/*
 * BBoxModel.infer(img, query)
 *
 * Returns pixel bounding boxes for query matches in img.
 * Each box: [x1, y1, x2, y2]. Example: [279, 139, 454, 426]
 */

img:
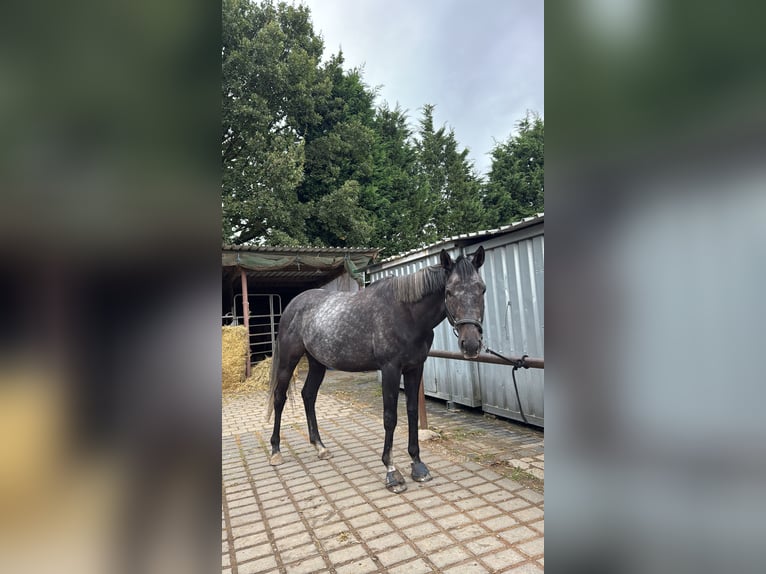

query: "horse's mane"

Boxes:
[391, 265, 447, 303]
[382, 255, 473, 303]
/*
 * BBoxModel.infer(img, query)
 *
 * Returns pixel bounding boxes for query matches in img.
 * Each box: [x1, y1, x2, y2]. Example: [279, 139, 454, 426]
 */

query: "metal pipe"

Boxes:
[240, 268, 251, 378]
[428, 349, 544, 369]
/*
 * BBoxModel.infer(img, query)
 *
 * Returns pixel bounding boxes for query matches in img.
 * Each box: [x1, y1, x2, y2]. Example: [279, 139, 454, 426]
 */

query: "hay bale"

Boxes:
[224, 353, 311, 395]
[222, 326, 248, 390]
[246, 356, 272, 391]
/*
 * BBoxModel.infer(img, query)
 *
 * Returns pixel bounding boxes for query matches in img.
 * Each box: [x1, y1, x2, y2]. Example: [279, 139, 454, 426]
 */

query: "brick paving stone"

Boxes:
[452, 523, 489, 542]
[498, 498, 533, 513]
[469, 481, 502, 495]
[442, 560, 490, 574]
[401, 521, 440, 540]
[516, 489, 544, 504]
[480, 548, 525, 571]
[506, 562, 544, 574]
[237, 555, 279, 574]
[484, 489, 515, 503]
[274, 531, 314, 550]
[355, 520, 394, 541]
[334, 557, 379, 574]
[436, 511, 473, 530]
[467, 504, 503, 521]
[512, 506, 544, 523]
[423, 503, 458, 519]
[270, 521, 308, 539]
[234, 543, 272, 564]
[277, 543, 317, 565]
[233, 530, 269, 549]
[229, 512, 260, 528]
[529, 519, 544, 534]
[387, 558, 434, 574]
[454, 497, 488, 512]
[517, 536, 544, 558]
[498, 525, 538, 544]
[381, 503, 414, 519]
[366, 531, 404, 552]
[327, 542, 367, 565]
[389, 510, 423, 529]
[412, 531, 453, 553]
[348, 512, 379, 529]
[430, 545, 473, 569]
[284, 554, 328, 573]
[483, 514, 520, 532]
[465, 534, 506, 556]
[375, 543, 418, 567]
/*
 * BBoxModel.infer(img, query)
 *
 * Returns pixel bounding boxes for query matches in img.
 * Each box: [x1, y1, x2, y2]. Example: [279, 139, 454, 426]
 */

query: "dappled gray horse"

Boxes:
[267, 247, 485, 493]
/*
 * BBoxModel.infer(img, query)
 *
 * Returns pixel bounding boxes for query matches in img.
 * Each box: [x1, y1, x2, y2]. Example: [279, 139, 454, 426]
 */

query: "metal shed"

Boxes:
[365, 214, 544, 426]
[222, 245, 379, 367]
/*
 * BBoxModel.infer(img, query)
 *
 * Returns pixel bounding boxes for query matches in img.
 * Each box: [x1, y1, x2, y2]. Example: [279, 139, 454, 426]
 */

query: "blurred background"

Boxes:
[0, 1, 220, 573]
[546, 1, 766, 572]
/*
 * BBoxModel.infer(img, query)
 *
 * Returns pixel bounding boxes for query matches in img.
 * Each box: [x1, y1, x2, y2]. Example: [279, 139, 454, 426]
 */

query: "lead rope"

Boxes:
[484, 346, 530, 424]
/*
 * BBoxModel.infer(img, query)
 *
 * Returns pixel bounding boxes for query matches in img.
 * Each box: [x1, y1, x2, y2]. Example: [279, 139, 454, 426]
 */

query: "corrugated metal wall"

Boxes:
[367, 222, 544, 426]
[476, 229, 544, 425]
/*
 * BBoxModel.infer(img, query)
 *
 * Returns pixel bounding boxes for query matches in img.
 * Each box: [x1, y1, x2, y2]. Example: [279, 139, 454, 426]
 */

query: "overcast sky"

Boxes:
[298, 0, 543, 177]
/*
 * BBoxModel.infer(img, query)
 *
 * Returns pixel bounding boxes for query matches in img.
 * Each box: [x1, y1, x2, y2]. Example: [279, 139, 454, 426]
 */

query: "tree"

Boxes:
[415, 105, 485, 241]
[362, 104, 425, 256]
[483, 112, 544, 226]
[298, 55, 378, 246]
[221, 0, 327, 244]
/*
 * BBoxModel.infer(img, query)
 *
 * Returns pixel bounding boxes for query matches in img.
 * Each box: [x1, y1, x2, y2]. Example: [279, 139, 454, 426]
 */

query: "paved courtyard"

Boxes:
[223, 371, 544, 573]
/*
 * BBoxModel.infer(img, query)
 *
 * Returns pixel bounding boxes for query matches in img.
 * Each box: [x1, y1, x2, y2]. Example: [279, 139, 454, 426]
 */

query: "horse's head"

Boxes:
[441, 246, 486, 359]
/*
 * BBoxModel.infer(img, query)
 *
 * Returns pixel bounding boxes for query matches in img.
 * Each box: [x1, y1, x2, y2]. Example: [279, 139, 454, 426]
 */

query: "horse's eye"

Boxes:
[446, 289, 453, 297]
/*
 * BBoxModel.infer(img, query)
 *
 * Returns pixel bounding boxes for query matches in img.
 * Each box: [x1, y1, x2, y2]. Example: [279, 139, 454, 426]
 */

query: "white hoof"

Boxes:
[269, 452, 284, 466]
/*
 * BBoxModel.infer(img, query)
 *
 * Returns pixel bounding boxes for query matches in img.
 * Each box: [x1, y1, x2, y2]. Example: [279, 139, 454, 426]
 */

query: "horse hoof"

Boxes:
[385, 469, 407, 493]
[269, 452, 284, 466]
[317, 447, 332, 460]
[411, 462, 432, 482]
[387, 482, 408, 494]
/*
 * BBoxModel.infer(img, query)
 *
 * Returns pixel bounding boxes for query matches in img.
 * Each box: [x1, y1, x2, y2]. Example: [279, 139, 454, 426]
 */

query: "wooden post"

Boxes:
[240, 268, 251, 378]
[418, 375, 428, 430]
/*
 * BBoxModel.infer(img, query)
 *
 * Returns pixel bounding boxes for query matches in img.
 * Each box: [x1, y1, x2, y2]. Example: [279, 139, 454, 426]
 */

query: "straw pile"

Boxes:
[223, 346, 309, 395]
[222, 326, 248, 391]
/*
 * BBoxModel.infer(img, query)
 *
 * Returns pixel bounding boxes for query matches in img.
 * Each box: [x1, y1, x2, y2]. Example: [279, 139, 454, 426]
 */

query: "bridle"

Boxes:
[444, 292, 484, 339]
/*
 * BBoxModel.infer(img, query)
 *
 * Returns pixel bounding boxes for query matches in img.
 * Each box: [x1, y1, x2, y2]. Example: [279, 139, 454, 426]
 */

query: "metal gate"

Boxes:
[229, 293, 282, 364]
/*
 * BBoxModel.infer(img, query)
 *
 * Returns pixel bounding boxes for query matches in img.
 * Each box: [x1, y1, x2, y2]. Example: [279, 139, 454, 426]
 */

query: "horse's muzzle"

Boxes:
[461, 337, 482, 359]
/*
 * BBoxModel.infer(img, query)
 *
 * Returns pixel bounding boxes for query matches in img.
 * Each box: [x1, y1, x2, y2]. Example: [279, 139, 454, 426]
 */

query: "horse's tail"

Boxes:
[266, 340, 280, 422]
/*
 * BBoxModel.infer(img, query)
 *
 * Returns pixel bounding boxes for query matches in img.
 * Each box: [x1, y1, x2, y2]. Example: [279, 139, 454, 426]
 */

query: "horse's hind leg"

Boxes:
[269, 342, 304, 466]
[301, 354, 330, 459]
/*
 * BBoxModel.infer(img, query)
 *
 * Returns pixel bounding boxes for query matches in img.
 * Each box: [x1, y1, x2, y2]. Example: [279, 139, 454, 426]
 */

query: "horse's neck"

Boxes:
[408, 290, 447, 331]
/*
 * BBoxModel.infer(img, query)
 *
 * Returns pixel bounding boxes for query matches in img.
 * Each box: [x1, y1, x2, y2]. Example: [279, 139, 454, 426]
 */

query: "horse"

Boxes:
[266, 246, 486, 493]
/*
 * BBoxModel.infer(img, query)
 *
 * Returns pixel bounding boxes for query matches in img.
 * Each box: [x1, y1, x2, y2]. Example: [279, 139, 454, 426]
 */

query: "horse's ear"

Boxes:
[471, 246, 485, 269]
[440, 249, 454, 271]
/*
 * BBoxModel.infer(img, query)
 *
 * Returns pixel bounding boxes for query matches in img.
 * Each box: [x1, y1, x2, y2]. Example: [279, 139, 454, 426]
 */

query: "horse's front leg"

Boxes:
[381, 365, 407, 493]
[404, 365, 432, 482]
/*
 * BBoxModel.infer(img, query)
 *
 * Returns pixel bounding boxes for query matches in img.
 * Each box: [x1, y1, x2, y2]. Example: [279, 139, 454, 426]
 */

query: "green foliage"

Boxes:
[415, 105, 485, 239]
[221, 1, 543, 255]
[222, 0, 324, 244]
[483, 112, 544, 225]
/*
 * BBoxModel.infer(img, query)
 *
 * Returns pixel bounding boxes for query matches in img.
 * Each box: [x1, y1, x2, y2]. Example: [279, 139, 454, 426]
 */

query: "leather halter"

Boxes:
[444, 293, 484, 338]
